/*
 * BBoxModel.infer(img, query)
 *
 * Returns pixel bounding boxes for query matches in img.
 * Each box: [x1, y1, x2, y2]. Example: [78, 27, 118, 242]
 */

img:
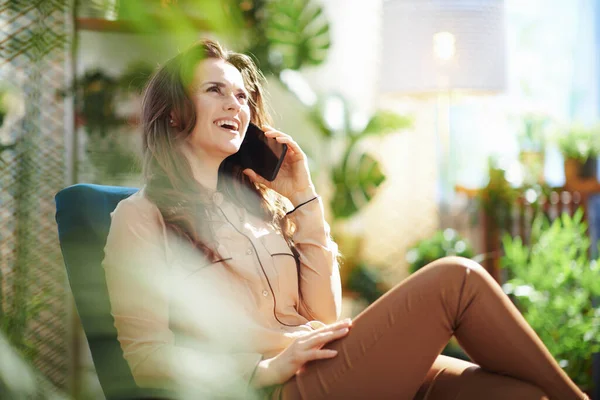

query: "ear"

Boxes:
[169, 111, 177, 127]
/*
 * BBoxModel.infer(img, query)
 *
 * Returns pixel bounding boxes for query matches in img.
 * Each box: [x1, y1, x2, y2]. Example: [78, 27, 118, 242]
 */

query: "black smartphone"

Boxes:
[235, 123, 288, 181]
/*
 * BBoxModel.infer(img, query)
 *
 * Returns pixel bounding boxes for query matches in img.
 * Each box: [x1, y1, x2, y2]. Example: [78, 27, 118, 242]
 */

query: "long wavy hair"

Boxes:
[141, 39, 297, 262]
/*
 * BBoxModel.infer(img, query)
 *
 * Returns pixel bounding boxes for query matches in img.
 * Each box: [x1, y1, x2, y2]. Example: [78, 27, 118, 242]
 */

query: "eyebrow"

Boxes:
[202, 81, 249, 95]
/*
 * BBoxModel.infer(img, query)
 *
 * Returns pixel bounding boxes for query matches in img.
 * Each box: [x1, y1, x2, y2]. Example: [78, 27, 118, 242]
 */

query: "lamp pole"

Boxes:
[433, 30, 455, 228]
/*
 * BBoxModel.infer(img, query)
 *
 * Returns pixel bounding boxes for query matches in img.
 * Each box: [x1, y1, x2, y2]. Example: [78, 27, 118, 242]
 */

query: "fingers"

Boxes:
[302, 327, 350, 349]
[315, 318, 353, 333]
[264, 130, 303, 156]
[295, 348, 339, 368]
[274, 136, 302, 156]
[310, 348, 339, 360]
[300, 318, 352, 347]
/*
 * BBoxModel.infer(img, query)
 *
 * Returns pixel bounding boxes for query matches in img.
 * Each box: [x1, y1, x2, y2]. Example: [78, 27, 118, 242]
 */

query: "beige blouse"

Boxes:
[102, 186, 342, 397]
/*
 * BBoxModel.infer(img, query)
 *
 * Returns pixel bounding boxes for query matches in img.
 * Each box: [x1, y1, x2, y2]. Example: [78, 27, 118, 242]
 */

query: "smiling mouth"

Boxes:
[214, 120, 240, 132]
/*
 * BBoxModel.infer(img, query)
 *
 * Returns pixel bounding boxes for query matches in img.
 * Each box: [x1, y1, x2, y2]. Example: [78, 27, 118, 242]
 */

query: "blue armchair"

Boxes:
[55, 184, 174, 400]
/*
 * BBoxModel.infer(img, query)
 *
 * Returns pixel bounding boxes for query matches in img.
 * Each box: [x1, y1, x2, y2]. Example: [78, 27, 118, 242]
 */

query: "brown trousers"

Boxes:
[277, 257, 587, 400]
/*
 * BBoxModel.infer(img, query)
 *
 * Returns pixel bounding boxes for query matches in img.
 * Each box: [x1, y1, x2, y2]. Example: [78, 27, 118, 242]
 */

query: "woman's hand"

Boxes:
[251, 318, 353, 388]
[242, 125, 314, 203]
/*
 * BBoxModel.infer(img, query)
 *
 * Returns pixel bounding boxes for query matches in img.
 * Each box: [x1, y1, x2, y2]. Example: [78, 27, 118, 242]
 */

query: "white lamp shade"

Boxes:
[380, 0, 507, 95]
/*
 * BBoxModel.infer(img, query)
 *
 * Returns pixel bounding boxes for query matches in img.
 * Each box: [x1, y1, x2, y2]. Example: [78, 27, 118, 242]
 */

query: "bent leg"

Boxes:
[414, 355, 548, 400]
[279, 257, 586, 400]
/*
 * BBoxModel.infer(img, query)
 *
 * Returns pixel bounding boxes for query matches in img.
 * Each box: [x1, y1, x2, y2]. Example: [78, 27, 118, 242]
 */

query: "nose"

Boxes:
[224, 93, 242, 112]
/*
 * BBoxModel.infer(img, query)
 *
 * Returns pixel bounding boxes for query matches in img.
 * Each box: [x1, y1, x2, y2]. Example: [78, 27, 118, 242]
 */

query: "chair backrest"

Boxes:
[55, 183, 173, 400]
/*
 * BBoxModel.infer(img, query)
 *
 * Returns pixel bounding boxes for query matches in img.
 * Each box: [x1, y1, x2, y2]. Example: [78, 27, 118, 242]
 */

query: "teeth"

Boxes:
[215, 119, 239, 130]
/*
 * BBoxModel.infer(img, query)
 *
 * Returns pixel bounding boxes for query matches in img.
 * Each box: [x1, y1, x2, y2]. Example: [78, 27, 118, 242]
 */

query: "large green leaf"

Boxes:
[360, 110, 412, 138]
[330, 151, 385, 219]
[266, 0, 331, 70]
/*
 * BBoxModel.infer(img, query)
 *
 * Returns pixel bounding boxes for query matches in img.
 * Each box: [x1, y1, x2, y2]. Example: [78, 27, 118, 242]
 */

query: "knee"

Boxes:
[421, 256, 487, 281]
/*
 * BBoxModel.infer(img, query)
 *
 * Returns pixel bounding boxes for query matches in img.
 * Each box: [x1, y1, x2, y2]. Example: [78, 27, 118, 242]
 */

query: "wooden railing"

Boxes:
[457, 181, 600, 283]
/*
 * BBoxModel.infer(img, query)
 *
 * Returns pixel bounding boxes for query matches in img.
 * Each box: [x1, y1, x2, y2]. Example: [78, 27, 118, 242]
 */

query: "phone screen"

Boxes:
[235, 123, 288, 181]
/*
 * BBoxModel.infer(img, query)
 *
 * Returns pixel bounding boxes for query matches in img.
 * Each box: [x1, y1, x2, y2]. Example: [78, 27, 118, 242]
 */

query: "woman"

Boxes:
[102, 39, 588, 400]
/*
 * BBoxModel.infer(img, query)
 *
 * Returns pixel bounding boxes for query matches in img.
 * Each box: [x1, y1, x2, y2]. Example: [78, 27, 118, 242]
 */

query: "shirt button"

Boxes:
[246, 248, 253, 255]
[262, 290, 269, 297]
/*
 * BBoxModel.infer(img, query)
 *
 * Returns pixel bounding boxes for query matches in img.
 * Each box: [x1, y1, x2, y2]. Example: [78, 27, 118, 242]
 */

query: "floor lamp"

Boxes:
[380, 0, 507, 228]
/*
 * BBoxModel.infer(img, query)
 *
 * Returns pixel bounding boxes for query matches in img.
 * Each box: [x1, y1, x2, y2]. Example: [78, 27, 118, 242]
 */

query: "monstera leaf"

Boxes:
[331, 151, 386, 219]
[266, 0, 331, 71]
[360, 110, 413, 138]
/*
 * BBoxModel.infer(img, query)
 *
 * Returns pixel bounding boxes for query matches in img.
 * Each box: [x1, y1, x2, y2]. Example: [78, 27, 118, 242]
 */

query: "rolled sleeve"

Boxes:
[288, 189, 342, 324]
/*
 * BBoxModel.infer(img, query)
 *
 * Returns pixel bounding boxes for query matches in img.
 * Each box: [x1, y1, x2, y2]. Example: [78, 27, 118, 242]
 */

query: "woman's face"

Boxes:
[185, 58, 251, 162]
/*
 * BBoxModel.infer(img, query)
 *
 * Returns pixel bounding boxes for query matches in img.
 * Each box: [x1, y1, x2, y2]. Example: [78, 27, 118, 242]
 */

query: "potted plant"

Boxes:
[477, 158, 520, 230]
[558, 124, 600, 183]
[517, 113, 550, 185]
[501, 210, 600, 391]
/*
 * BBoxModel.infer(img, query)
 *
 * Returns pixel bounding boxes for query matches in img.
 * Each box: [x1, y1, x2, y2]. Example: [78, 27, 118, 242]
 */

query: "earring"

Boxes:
[169, 118, 174, 125]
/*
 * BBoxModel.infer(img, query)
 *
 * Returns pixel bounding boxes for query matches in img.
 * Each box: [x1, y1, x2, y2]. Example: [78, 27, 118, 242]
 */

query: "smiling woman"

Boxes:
[101, 39, 589, 400]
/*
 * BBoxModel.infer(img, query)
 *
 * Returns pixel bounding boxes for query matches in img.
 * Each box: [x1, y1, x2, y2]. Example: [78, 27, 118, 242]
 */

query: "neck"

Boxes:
[180, 144, 223, 192]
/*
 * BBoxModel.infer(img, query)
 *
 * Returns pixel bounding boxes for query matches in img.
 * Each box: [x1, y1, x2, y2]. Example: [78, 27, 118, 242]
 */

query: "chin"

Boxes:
[220, 142, 242, 157]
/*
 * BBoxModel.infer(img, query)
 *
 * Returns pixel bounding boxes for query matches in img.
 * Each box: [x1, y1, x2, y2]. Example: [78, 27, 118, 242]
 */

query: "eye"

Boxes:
[237, 92, 248, 101]
[208, 86, 221, 93]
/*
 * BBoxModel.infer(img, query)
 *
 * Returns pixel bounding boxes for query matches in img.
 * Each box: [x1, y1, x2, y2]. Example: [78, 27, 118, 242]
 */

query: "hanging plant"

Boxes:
[75, 69, 122, 137]
[61, 63, 154, 183]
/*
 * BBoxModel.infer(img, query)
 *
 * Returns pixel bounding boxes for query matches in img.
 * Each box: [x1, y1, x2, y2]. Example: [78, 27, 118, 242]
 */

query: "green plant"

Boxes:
[264, 0, 331, 72]
[501, 209, 600, 389]
[241, 0, 331, 75]
[0, 87, 8, 128]
[73, 69, 122, 137]
[118, 61, 155, 94]
[477, 158, 520, 229]
[85, 132, 141, 183]
[518, 113, 550, 153]
[308, 95, 412, 219]
[63, 63, 152, 183]
[115, 0, 244, 45]
[405, 229, 475, 274]
[558, 124, 600, 163]
[346, 263, 385, 304]
[108, 0, 329, 77]
[0, 292, 48, 363]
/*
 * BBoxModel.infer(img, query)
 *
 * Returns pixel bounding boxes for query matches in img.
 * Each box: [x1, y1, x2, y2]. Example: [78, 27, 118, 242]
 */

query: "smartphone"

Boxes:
[234, 123, 288, 181]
